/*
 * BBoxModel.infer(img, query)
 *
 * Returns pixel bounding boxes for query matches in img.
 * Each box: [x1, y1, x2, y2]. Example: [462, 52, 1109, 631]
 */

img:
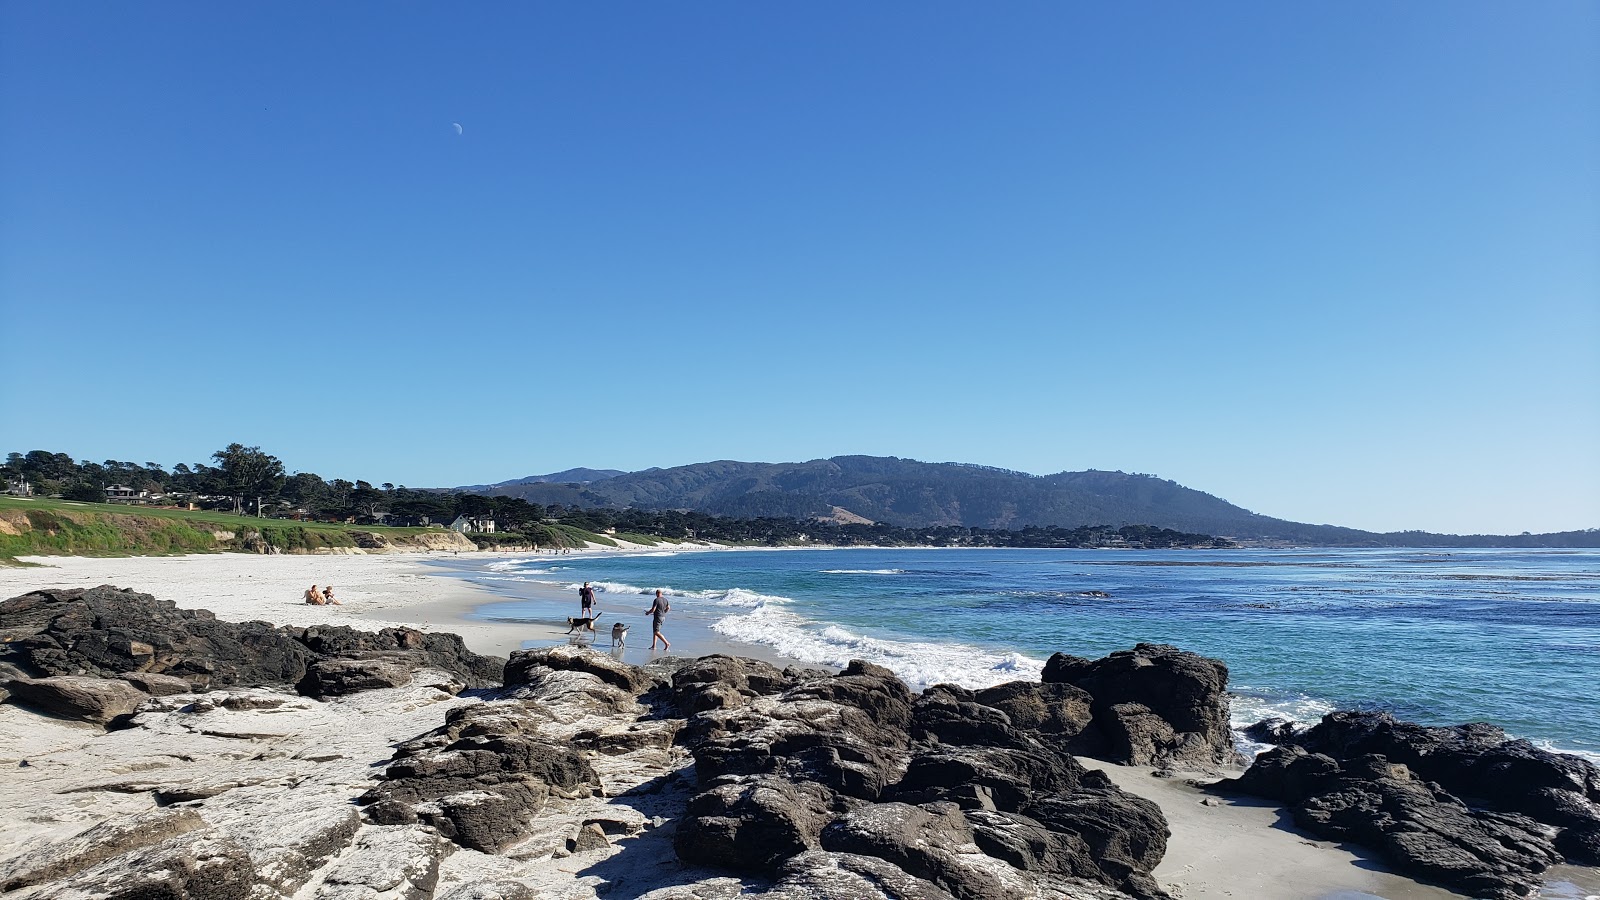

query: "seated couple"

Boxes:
[304, 584, 341, 605]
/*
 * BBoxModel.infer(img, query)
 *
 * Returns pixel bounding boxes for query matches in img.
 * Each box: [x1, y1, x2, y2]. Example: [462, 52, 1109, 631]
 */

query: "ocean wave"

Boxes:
[820, 569, 908, 575]
[564, 581, 781, 609]
[711, 606, 1045, 691]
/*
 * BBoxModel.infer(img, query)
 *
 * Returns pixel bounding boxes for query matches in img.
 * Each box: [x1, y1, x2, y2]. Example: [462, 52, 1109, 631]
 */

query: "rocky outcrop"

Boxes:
[1042, 643, 1234, 770]
[2, 674, 149, 724]
[504, 645, 654, 694]
[360, 703, 603, 851]
[670, 657, 1172, 899]
[0, 586, 502, 697]
[1218, 710, 1600, 898]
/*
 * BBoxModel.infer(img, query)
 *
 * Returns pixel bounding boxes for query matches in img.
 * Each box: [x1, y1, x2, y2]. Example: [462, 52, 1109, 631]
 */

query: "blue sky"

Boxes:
[2, 3, 1596, 535]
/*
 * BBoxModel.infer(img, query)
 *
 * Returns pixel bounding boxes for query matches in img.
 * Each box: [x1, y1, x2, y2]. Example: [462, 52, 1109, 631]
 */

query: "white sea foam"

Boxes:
[711, 605, 1045, 691]
[564, 581, 777, 609]
[1227, 689, 1339, 756]
[819, 569, 908, 575]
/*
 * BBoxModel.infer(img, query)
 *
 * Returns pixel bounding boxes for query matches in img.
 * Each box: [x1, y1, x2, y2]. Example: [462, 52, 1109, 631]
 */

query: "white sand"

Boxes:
[4, 551, 1598, 900]
[0, 552, 542, 655]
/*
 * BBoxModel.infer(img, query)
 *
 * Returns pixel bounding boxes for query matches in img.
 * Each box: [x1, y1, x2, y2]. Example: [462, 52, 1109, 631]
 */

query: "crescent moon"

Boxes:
[452, 123, 463, 135]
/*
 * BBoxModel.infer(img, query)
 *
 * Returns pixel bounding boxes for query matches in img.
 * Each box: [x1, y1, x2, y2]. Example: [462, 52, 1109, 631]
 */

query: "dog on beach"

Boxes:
[610, 622, 630, 648]
[565, 613, 602, 634]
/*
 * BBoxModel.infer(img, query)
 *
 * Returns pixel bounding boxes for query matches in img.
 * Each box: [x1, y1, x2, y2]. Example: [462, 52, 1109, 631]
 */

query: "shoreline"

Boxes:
[3, 550, 1597, 899]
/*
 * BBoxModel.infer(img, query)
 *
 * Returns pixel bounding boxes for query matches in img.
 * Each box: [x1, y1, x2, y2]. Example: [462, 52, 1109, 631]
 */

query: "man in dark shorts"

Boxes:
[646, 589, 671, 651]
[579, 582, 595, 618]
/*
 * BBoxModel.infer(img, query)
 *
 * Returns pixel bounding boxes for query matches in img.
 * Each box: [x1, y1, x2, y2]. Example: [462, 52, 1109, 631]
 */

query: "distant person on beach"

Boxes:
[322, 585, 341, 605]
[645, 589, 671, 651]
[304, 585, 324, 605]
[579, 582, 595, 617]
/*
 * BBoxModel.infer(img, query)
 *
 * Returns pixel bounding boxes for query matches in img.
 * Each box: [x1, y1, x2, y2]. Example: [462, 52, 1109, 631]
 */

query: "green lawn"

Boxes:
[0, 496, 437, 536]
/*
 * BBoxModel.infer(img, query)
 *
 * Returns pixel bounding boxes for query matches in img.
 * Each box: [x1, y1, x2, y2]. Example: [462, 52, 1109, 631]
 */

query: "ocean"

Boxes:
[436, 546, 1600, 762]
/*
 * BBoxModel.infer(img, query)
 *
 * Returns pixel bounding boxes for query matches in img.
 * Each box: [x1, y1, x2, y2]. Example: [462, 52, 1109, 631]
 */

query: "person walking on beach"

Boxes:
[579, 582, 596, 618]
[645, 589, 671, 651]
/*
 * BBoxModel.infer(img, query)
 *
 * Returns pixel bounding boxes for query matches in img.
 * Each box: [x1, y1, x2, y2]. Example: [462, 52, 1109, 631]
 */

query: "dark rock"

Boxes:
[675, 775, 836, 874]
[0, 586, 314, 688]
[286, 623, 503, 687]
[783, 659, 914, 733]
[689, 695, 908, 801]
[894, 744, 1086, 813]
[981, 771, 1168, 898]
[504, 645, 652, 693]
[1042, 643, 1234, 769]
[1218, 746, 1561, 899]
[119, 671, 197, 696]
[361, 703, 601, 851]
[0, 586, 503, 692]
[759, 850, 959, 900]
[821, 802, 1029, 900]
[296, 652, 425, 697]
[973, 680, 1095, 739]
[1242, 716, 1297, 745]
[5, 675, 147, 724]
[569, 822, 610, 853]
[1295, 711, 1600, 824]
[673, 654, 794, 712]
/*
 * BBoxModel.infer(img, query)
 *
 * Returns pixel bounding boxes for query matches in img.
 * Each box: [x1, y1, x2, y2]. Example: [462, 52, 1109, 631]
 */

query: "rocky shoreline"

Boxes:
[1, 585, 1597, 900]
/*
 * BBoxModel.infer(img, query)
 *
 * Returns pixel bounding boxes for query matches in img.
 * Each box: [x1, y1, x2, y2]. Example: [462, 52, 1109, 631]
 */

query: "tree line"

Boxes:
[2, 447, 1230, 549]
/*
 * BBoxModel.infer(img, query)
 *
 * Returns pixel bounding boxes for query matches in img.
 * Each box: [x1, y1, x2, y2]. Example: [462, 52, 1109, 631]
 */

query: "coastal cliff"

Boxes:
[1, 586, 1595, 899]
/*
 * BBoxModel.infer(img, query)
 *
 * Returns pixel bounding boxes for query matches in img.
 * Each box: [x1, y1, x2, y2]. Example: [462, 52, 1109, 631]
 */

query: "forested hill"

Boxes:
[462, 456, 1597, 547]
[462, 456, 1358, 543]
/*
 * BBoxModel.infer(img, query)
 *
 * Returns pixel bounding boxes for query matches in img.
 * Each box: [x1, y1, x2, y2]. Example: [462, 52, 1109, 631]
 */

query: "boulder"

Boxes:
[119, 671, 198, 696]
[504, 645, 653, 694]
[288, 623, 503, 688]
[689, 696, 908, 800]
[758, 851, 959, 900]
[783, 660, 913, 732]
[999, 772, 1168, 898]
[0, 585, 314, 687]
[361, 707, 601, 851]
[673, 654, 795, 712]
[0, 587, 504, 692]
[1242, 716, 1297, 745]
[5, 675, 148, 724]
[1042, 643, 1233, 769]
[312, 825, 451, 900]
[297, 653, 426, 697]
[820, 802, 1039, 900]
[1217, 746, 1562, 899]
[675, 775, 836, 874]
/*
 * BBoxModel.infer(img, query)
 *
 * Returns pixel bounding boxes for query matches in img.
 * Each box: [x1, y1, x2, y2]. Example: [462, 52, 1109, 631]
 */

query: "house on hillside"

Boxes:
[449, 515, 496, 534]
[104, 485, 148, 503]
[4, 477, 30, 497]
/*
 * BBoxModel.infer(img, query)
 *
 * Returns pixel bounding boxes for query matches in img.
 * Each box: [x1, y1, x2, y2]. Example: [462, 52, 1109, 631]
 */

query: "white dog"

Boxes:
[610, 621, 630, 648]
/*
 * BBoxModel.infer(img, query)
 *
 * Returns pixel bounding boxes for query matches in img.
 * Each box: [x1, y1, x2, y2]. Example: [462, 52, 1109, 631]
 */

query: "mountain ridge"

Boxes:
[452, 455, 1597, 546]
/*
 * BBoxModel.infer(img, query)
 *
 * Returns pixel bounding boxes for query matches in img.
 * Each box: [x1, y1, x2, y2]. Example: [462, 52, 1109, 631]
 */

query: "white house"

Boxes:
[449, 515, 496, 534]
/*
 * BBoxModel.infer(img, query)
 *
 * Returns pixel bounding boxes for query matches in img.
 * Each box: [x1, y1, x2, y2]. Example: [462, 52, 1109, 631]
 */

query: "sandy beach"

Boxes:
[3, 551, 1597, 900]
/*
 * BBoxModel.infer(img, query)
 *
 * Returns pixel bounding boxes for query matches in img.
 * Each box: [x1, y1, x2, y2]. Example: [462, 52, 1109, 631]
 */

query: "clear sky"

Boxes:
[2, 3, 1596, 535]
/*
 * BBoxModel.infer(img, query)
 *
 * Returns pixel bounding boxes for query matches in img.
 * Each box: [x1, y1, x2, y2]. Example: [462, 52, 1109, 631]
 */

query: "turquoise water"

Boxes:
[441, 547, 1600, 760]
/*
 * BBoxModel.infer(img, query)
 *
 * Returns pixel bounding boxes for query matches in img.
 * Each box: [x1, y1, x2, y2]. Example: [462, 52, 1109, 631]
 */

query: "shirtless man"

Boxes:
[305, 584, 325, 605]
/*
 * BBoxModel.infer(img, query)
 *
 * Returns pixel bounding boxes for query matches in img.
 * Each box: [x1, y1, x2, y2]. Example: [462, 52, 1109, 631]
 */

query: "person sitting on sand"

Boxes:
[305, 584, 325, 605]
[322, 585, 340, 605]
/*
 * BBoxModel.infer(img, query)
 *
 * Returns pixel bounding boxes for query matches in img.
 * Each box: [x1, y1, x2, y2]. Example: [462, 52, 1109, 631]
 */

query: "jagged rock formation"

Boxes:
[1042, 643, 1236, 770]
[0, 585, 1364, 900]
[0, 586, 502, 709]
[1219, 710, 1600, 898]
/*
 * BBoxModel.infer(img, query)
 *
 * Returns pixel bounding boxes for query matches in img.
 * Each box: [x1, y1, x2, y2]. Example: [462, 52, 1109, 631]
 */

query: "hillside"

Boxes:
[466, 455, 1598, 547]
[0, 497, 474, 562]
[454, 468, 626, 493]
